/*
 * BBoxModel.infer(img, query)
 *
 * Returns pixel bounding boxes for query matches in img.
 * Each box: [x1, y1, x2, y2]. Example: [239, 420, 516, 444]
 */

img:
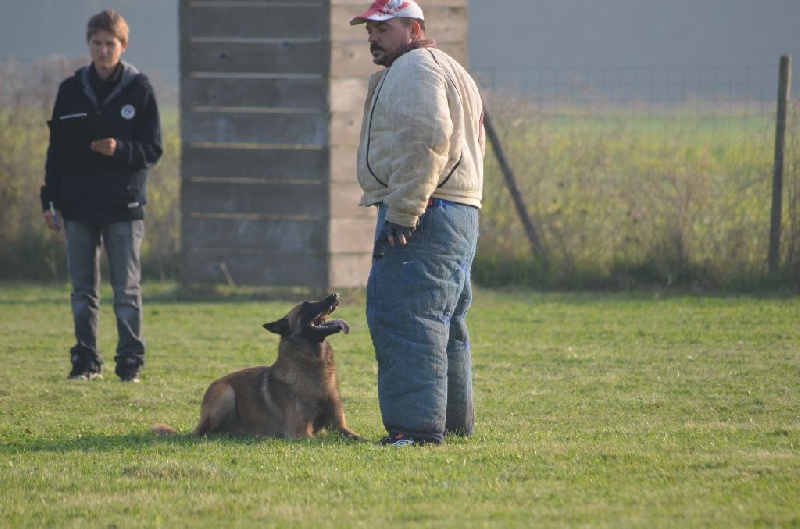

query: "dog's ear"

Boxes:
[263, 318, 290, 336]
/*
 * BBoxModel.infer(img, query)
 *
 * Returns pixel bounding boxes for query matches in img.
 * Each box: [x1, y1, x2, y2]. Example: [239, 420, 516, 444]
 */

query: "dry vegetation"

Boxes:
[1, 58, 798, 290]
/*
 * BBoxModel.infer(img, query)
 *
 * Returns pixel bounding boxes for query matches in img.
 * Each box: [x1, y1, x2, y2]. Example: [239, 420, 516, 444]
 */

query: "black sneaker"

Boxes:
[115, 355, 142, 383]
[119, 372, 140, 383]
[67, 361, 102, 381]
[67, 355, 103, 380]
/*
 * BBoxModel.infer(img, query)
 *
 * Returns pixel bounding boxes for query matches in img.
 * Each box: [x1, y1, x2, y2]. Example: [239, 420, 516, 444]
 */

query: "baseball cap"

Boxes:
[350, 0, 425, 26]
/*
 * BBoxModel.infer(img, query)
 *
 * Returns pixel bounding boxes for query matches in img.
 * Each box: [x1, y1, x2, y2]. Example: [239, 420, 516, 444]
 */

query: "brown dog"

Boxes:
[153, 293, 361, 440]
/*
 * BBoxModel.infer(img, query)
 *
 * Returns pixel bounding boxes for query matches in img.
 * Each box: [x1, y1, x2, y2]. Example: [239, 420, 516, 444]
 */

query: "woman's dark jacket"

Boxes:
[40, 60, 162, 224]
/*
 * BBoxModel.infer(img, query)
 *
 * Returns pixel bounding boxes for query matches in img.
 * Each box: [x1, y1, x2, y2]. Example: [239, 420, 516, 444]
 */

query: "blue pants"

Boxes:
[367, 201, 478, 443]
[65, 220, 145, 368]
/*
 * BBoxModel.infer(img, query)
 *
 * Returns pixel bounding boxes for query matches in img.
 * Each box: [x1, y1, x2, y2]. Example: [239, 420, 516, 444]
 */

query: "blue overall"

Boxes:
[367, 199, 479, 443]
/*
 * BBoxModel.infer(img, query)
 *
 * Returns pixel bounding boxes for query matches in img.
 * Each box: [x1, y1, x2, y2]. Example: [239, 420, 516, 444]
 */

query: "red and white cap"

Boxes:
[350, 0, 425, 26]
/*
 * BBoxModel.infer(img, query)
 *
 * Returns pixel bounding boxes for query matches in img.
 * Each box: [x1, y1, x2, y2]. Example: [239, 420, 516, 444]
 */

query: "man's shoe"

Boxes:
[379, 433, 439, 447]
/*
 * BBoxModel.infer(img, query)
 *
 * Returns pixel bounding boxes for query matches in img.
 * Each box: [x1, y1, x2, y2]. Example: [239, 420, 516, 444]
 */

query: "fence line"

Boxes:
[473, 63, 797, 107]
[473, 62, 800, 286]
[472, 65, 799, 158]
[2, 57, 798, 285]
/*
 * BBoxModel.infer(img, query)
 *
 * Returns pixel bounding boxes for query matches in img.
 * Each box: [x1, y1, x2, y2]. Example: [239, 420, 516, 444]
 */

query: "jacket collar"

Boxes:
[384, 38, 436, 67]
[79, 60, 140, 108]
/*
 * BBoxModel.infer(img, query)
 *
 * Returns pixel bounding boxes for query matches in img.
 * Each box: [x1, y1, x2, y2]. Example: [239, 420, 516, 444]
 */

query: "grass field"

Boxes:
[1, 282, 798, 528]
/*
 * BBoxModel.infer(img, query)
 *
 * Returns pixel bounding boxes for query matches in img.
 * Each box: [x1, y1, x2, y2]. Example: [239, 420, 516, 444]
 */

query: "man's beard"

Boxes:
[371, 44, 389, 66]
[370, 39, 437, 68]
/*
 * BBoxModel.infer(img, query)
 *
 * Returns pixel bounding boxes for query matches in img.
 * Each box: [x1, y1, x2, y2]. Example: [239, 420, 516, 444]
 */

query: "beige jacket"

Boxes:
[355, 48, 485, 228]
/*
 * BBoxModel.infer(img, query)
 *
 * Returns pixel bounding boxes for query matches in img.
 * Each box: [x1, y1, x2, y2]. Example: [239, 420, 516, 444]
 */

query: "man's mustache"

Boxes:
[370, 44, 384, 54]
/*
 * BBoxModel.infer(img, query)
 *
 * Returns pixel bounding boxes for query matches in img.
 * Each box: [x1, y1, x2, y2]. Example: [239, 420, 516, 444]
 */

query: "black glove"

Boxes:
[372, 221, 415, 259]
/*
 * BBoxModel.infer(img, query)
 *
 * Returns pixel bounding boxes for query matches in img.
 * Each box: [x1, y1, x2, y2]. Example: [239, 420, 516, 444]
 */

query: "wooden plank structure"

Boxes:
[179, 0, 468, 289]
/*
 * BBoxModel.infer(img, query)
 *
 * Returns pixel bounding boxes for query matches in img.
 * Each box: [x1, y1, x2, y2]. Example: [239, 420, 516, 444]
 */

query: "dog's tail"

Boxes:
[150, 423, 179, 435]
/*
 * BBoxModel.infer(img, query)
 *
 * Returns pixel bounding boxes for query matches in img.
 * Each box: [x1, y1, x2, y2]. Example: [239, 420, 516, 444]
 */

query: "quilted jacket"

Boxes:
[356, 47, 485, 228]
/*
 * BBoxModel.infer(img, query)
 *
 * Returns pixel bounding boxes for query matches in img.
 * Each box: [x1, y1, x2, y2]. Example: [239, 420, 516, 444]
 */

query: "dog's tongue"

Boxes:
[327, 319, 350, 334]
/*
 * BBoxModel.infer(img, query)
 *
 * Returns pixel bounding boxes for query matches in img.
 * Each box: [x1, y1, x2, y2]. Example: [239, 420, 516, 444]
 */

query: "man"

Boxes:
[351, 0, 485, 446]
[40, 10, 162, 382]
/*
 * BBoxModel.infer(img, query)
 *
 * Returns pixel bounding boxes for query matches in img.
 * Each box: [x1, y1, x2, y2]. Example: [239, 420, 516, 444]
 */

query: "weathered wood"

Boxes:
[183, 77, 327, 109]
[182, 145, 327, 180]
[182, 217, 326, 252]
[329, 181, 372, 218]
[329, 111, 362, 148]
[182, 180, 327, 216]
[329, 252, 373, 289]
[329, 146, 358, 182]
[182, 41, 328, 74]
[329, 217, 377, 253]
[329, 78, 369, 113]
[181, 250, 329, 289]
[182, 4, 327, 40]
[183, 111, 328, 145]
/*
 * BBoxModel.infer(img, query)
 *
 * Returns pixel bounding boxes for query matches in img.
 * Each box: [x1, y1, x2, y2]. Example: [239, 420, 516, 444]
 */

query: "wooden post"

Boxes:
[483, 111, 548, 265]
[768, 55, 792, 273]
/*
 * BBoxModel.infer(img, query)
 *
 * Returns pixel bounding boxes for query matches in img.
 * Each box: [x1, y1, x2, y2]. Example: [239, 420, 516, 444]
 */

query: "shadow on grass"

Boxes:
[4, 430, 365, 454]
[0, 280, 367, 306]
[145, 283, 367, 305]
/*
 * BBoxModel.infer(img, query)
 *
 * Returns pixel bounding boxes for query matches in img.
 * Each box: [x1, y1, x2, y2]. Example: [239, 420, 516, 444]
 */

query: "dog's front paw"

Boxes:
[341, 430, 366, 442]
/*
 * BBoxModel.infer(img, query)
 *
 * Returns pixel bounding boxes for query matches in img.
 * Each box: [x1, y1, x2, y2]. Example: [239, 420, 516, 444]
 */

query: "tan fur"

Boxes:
[152, 294, 361, 440]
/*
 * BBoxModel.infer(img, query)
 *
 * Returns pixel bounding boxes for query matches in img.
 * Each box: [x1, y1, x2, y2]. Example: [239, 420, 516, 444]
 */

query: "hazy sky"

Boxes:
[1, 0, 797, 91]
[469, 0, 800, 69]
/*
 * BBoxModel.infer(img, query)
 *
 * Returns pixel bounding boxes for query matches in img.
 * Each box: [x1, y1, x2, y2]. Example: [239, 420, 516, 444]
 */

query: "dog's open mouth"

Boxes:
[312, 304, 350, 334]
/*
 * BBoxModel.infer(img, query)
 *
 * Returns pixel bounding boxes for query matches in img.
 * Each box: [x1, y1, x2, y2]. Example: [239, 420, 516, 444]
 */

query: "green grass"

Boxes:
[477, 97, 800, 287]
[1, 282, 798, 527]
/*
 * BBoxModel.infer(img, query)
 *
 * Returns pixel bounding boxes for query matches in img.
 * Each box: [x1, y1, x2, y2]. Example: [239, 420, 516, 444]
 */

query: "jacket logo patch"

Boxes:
[121, 105, 136, 120]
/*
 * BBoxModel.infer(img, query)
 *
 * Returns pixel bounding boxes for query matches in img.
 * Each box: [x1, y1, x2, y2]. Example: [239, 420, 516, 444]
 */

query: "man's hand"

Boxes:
[372, 221, 415, 259]
[90, 138, 117, 157]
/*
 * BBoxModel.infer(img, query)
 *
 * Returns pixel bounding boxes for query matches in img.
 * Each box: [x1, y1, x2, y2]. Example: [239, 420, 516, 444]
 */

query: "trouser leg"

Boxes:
[368, 257, 449, 443]
[445, 278, 475, 436]
[103, 220, 145, 369]
[65, 221, 103, 368]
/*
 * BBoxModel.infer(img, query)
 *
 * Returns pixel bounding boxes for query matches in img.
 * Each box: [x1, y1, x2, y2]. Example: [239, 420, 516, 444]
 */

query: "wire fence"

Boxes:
[473, 64, 797, 105]
[2, 57, 798, 287]
[472, 64, 792, 140]
[470, 62, 800, 288]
